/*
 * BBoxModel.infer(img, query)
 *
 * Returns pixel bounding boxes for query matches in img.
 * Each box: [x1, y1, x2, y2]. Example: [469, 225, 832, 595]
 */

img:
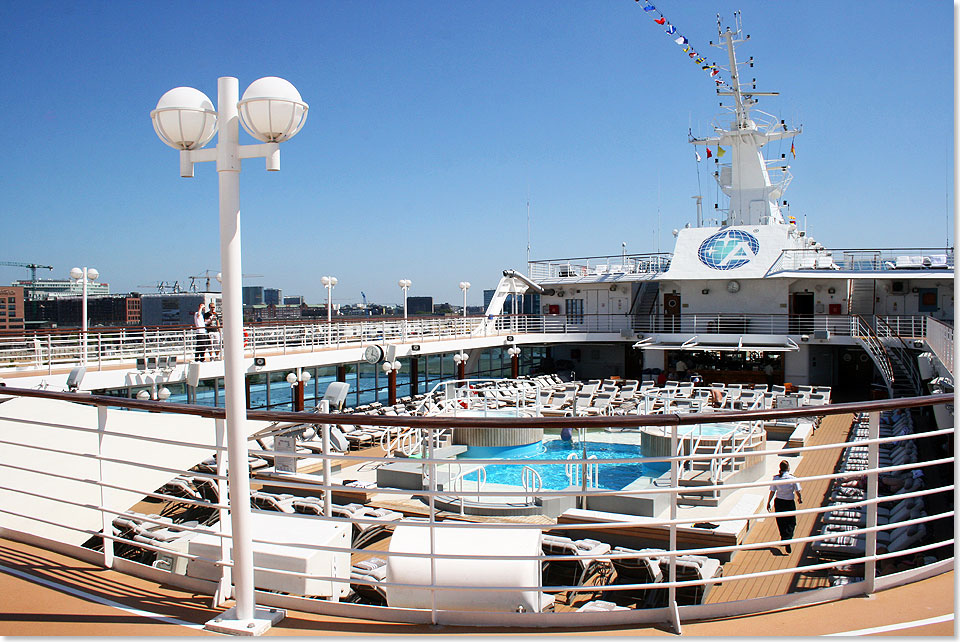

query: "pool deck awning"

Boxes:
[634, 335, 800, 352]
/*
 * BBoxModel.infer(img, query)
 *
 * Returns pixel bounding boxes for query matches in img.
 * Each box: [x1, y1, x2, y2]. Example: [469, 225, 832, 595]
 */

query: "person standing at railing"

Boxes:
[193, 302, 208, 362]
[767, 460, 803, 553]
[205, 302, 221, 360]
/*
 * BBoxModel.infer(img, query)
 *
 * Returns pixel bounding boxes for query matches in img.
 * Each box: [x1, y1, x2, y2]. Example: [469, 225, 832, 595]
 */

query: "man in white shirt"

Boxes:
[193, 303, 208, 362]
[767, 460, 803, 553]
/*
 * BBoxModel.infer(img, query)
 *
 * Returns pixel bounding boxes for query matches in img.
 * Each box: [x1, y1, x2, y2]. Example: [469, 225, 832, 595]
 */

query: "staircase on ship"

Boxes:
[630, 281, 660, 333]
[677, 429, 766, 507]
[851, 315, 924, 399]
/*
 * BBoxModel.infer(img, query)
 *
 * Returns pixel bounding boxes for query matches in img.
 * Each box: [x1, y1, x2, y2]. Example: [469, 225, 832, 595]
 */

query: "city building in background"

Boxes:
[14, 278, 110, 301]
[264, 288, 283, 306]
[242, 286, 264, 307]
[0, 286, 25, 331]
[141, 293, 220, 327]
[407, 296, 433, 315]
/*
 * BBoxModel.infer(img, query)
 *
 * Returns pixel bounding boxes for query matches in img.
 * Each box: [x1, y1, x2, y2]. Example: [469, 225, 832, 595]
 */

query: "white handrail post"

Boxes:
[864, 410, 880, 594]
[321, 399, 332, 517]
[427, 425, 438, 625]
[213, 417, 232, 608]
[668, 420, 681, 634]
[97, 406, 114, 569]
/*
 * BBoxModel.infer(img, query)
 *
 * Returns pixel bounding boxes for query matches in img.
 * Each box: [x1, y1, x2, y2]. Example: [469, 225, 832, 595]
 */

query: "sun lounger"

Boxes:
[541, 534, 611, 595]
[604, 546, 667, 607]
[350, 557, 388, 605]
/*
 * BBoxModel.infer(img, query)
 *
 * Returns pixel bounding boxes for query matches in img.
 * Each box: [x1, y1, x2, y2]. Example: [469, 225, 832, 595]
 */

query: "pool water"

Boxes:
[458, 440, 668, 491]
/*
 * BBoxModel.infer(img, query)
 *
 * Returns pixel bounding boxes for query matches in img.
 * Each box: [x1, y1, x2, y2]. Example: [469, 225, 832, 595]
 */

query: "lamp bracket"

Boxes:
[179, 142, 280, 178]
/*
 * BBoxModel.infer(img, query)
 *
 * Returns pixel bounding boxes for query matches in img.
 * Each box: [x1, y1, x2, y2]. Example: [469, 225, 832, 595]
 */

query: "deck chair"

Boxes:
[350, 557, 388, 605]
[541, 534, 611, 598]
[250, 491, 297, 513]
[604, 546, 667, 607]
[671, 554, 723, 605]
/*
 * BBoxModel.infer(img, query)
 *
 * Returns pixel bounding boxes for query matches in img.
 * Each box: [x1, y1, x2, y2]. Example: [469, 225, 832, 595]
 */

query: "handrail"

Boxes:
[875, 316, 923, 396]
[852, 315, 895, 396]
[0, 386, 952, 630]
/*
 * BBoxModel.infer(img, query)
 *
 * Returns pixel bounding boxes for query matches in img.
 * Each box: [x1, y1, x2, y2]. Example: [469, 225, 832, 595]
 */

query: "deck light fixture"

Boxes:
[69, 267, 99, 365]
[459, 281, 471, 317]
[152, 74, 306, 635]
[398, 279, 412, 341]
[157, 387, 171, 401]
[321, 276, 338, 343]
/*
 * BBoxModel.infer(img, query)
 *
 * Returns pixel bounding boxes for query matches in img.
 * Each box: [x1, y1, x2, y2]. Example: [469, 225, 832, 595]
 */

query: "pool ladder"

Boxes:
[565, 453, 599, 489]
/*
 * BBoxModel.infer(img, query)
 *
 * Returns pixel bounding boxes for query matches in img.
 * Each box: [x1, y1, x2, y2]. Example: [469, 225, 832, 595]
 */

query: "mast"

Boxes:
[689, 14, 801, 228]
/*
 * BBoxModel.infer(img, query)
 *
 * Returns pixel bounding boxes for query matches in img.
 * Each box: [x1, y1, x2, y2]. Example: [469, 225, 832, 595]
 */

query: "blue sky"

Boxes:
[0, 1, 953, 307]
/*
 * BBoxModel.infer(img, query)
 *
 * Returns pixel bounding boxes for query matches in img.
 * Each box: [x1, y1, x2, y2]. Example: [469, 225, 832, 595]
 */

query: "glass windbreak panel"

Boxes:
[396, 357, 412, 399]
[194, 379, 216, 407]
[247, 373, 267, 409]
[356, 361, 379, 406]
[269, 371, 293, 410]
[439, 353, 455, 381]
[309, 366, 338, 409]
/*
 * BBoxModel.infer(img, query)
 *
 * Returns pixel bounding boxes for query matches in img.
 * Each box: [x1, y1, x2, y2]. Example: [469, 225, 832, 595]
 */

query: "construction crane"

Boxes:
[0, 261, 54, 282]
[188, 269, 219, 292]
[361, 291, 368, 306]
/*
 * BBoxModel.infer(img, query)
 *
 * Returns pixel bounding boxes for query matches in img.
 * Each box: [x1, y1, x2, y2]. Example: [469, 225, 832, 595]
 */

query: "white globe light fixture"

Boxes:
[382, 361, 394, 374]
[286, 372, 298, 385]
[300, 370, 311, 384]
[238, 77, 309, 143]
[70, 266, 100, 365]
[136, 390, 150, 400]
[157, 387, 171, 401]
[152, 73, 306, 634]
[151, 87, 218, 151]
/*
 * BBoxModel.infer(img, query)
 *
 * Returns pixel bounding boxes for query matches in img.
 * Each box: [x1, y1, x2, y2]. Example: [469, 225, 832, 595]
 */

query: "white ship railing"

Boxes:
[0, 387, 951, 632]
[923, 317, 954, 375]
[527, 253, 672, 281]
[0, 313, 947, 375]
[768, 247, 954, 273]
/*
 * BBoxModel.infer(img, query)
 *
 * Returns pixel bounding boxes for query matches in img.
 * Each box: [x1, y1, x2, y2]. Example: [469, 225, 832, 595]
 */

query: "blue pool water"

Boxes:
[458, 440, 669, 491]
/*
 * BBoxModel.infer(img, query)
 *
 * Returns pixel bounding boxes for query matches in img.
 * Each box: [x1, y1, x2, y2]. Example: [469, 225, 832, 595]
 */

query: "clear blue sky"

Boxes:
[0, 1, 953, 307]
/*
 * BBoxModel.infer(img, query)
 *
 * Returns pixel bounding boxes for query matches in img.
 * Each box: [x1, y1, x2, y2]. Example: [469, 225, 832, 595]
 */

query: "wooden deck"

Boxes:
[705, 413, 855, 603]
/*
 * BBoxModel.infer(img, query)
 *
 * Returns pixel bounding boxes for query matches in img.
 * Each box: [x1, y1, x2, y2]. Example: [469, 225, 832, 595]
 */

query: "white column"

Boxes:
[216, 76, 255, 623]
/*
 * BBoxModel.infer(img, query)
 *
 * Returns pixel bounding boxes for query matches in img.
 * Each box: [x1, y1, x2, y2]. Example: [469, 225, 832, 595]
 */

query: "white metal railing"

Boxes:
[851, 316, 895, 396]
[527, 253, 672, 280]
[0, 386, 952, 632]
[767, 247, 954, 273]
[923, 317, 954, 375]
[1, 313, 947, 375]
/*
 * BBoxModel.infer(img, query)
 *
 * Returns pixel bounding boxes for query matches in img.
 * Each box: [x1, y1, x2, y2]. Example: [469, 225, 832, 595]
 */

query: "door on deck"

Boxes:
[663, 293, 681, 332]
[789, 292, 815, 334]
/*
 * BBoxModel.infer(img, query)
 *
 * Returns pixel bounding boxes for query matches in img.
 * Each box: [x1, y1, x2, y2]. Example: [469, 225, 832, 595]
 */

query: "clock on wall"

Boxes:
[363, 345, 384, 364]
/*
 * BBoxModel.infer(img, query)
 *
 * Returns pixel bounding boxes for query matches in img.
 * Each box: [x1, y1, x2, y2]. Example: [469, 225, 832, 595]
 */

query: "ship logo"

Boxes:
[698, 229, 760, 270]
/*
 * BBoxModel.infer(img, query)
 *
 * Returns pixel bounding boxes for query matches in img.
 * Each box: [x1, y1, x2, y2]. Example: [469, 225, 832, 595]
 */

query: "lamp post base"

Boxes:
[204, 606, 285, 636]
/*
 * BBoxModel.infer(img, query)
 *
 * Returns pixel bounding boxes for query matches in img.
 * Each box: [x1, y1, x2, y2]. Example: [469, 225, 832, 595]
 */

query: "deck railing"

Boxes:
[767, 247, 954, 273]
[0, 313, 947, 376]
[0, 386, 951, 632]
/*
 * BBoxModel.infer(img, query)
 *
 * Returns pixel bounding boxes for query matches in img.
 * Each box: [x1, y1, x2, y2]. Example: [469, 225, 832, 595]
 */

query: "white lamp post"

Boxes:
[398, 279, 411, 341]
[459, 281, 471, 318]
[152, 75, 306, 635]
[320, 276, 337, 344]
[70, 266, 99, 364]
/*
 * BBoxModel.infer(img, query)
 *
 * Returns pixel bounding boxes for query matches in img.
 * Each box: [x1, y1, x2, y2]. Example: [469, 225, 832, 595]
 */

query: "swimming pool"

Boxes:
[458, 440, 669, 491]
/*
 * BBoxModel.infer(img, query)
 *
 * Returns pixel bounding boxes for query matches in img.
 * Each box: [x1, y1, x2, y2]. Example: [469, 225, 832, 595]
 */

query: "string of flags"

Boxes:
[635, 0, 727, 89]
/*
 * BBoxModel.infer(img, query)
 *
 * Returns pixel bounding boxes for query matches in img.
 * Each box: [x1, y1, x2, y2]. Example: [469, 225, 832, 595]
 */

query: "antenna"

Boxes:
[526, 197, 531, 275]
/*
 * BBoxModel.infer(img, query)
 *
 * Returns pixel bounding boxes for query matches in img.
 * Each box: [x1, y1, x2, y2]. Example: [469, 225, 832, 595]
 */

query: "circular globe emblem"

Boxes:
[698, 229, 760, 271]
